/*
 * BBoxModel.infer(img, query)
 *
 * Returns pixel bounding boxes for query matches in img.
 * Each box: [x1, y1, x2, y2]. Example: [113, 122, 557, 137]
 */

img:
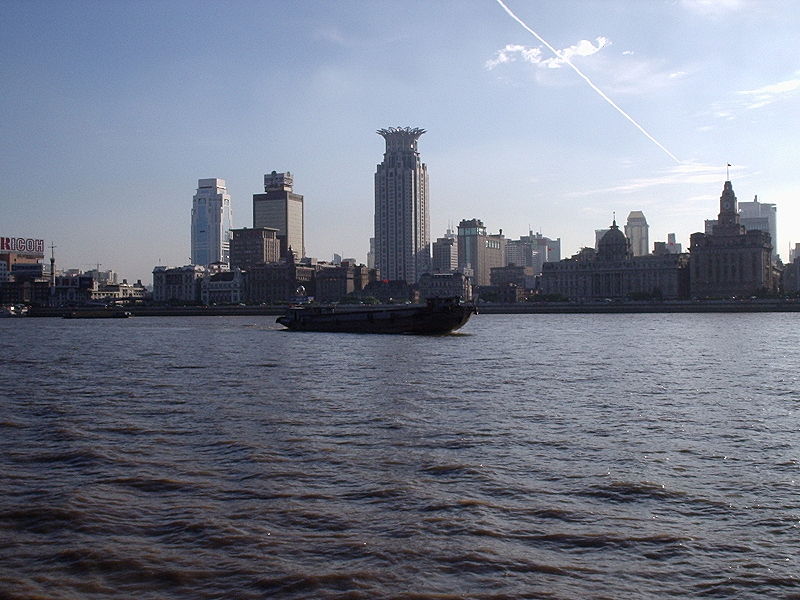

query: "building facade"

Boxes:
[689, 181, 776, 297]
[625, 211, 649, 256]
[91, 279, 147, 304]
[374, 127, 430, 284]
[738, 195, 778, 262]
[229, 227, 281, 270]
[783, 257, 800, 294]
[490, 265, 537, 290]
[152, 265, 206, 303]
[457, 219, 505, 287]
[519, 231, 560, 273]
[314, 262, 376, 303]
[246, 254, 314, 304]
[505, 239, 538, 270]
[432, 236, 458, 273]
[367, 237, 375, 269]
[201, 268, 246, 305]
[253, 171, 304, 259]
[191, 178, 232, 267]
[417, 272, 472, 301]
[541, 221, 689, 300]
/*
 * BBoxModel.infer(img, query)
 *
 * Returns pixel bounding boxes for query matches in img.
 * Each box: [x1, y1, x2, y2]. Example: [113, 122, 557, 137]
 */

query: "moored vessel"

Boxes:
[63, 309, 132, 319]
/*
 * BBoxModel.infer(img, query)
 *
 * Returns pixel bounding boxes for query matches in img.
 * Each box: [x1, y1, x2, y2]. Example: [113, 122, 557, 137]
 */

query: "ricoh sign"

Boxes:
[1, 236, 45, 256]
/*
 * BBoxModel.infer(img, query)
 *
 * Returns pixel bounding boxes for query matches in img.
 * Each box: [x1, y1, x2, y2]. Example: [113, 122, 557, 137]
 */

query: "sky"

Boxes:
[2, 0, 799, 283]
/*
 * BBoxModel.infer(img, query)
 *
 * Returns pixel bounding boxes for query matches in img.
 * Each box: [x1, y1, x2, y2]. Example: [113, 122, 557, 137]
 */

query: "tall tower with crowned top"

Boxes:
[374, 127, 430, 283]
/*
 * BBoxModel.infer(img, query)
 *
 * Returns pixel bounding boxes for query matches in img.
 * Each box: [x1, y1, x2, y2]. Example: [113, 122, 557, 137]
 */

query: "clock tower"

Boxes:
[689, 179, 775, 297]
[715, 180, 743, 233]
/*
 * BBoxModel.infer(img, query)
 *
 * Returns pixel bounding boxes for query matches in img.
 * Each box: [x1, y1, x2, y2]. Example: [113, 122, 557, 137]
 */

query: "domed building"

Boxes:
[597, 220, 630, 262]
[541, 220, 689, 301]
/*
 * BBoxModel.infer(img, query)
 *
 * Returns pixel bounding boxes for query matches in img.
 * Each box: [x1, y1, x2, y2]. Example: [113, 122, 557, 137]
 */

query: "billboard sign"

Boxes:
[1, 237, 46, 257]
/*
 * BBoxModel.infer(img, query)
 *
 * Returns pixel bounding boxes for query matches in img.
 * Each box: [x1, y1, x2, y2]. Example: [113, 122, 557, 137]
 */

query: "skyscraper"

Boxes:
[253, 171, 304, 260]
[625, 211, 649, 256]
[191, 178, 232, 267]
[738, 195, 778, 262]
[374, 127, 430, 283]
[457, 219, 505, 287]
[432, 236, 458, 273]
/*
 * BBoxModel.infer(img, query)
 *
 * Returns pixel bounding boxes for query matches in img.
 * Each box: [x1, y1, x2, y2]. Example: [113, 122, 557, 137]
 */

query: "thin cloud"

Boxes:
[709, 73, 800, 118]
[737, 77, 800, 109]
[485, 38, 609, 70]
[680, 0, 747, 16]
[599, 56, 694, 95]
[569, 162, 734, 197]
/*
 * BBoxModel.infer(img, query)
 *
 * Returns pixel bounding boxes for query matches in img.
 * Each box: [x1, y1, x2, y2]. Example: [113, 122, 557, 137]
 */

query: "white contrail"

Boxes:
[495, 0, 681, 164]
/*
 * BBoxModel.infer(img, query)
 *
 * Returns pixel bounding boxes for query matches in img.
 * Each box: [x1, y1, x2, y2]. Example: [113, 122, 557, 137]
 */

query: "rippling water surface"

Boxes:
[1, 313, 799, 599]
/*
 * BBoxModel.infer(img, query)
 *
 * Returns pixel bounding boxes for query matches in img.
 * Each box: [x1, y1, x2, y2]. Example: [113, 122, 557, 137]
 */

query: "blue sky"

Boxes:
[2, 0, 799, 282]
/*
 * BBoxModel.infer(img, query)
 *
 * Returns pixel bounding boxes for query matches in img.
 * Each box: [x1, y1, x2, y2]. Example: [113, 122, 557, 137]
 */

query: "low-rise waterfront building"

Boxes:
[0, 279, 51, 305]
[418, 272, 471, 301]
[247, 254, 314, 303]
[361, 279, 416, 304]
[541, 220, 689, 301]
[490, 265, 537, 290]
[783, 257, 800, 294]
[152, 265, 206, 304]
[91, 279, 148, 303]
[201, 268, 246, 305]
[315, 262, 376, 303]
[49, 274, 96, 306]
[476, 283, 523, 303]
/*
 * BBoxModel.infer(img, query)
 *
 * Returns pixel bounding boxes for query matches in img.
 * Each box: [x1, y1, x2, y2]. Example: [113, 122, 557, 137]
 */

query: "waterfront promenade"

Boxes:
[25, 298, 800, 317]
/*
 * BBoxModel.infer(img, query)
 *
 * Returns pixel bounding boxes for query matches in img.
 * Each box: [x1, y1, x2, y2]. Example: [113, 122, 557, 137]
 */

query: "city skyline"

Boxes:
[3, 0, 800, 283]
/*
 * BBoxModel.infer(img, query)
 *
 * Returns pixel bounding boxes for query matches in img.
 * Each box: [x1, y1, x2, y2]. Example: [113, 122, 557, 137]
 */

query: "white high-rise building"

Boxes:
[191, 178, 232, 267]
[625, 211, 649, 256]
[739, 195, 778, 262]
[374, 127, 430, 283]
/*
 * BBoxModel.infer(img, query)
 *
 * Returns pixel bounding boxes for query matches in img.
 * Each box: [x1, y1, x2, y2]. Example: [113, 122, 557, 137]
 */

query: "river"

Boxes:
[1, 313, 798, 599]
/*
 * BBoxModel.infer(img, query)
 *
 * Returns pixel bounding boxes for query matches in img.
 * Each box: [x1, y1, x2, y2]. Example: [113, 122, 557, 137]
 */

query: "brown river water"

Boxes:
[1, 313, 799, 599]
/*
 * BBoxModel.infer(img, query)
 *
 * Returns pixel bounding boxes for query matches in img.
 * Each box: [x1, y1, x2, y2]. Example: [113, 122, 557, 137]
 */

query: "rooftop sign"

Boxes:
[1, 237, 45, 256]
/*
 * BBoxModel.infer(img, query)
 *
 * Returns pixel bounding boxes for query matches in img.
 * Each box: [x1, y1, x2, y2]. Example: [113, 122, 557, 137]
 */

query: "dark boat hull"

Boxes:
[276, 298, 476, 334]
[63, 310, 131, 319]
